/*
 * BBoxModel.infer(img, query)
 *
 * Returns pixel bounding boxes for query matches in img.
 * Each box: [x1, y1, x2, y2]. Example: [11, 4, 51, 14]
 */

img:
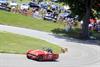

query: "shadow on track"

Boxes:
[51, 28, 100, 46]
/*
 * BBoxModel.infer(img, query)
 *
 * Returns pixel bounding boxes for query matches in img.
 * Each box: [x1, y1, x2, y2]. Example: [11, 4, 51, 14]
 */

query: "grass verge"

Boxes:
[0, 31, 61, 54]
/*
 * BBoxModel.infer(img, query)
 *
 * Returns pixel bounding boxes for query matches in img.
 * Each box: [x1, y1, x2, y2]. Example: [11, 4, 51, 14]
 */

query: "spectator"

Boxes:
[88, 18, 96, 31]
[89, 18, 96, 24]
[95, 20, 100, 32]
[32, 9, 41, 18]
[88, 23, 94, 30]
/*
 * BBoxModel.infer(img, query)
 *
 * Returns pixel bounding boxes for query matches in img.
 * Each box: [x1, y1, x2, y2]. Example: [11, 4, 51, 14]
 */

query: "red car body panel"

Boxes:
[26, 49, 59, 61]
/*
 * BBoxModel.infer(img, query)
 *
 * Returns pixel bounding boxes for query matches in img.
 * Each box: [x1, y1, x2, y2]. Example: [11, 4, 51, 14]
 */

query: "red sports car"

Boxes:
[26, 48, 59, 61]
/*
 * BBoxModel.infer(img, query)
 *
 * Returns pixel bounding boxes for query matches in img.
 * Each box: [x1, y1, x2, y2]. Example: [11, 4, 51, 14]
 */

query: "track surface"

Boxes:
[0, 25, 100, 67]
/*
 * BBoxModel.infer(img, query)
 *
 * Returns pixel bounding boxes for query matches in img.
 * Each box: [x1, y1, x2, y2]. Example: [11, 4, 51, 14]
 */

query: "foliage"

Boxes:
[58, 0, 100, 39]
[59, 0, 100, 19]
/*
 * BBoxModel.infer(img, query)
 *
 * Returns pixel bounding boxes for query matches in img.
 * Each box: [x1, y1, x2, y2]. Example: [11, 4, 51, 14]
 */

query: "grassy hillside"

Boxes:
[0, 10, 64, 32]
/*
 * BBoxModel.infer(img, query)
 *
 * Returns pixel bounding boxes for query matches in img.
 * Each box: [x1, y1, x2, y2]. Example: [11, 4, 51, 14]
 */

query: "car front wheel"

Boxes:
[27, 53, 32, 59]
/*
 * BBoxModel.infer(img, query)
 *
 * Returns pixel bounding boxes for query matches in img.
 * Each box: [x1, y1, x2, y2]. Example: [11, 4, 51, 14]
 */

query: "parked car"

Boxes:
[9, 1, 17, 7]
[20, 3, 29, 10]
[28, 2, 40, 8]
[39, 2, 48, 9]
[43, 10, 58, 22]
[0, 0, 7, 4]
[26, 48, 59, 61]
[52, 0, 58, 2]
[0, 0, 10, 11]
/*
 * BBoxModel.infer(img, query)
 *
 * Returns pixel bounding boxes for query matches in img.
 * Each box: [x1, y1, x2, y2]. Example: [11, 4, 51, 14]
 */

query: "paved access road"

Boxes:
[0, 25, 100, 67]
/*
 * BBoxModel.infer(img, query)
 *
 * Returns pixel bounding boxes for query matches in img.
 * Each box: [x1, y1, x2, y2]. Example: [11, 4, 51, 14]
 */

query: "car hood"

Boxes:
[28, 50, 48, 55]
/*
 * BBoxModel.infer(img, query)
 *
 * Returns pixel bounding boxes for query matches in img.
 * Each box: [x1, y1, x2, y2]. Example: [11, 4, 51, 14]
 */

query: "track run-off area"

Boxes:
[0, 25, 100, 67]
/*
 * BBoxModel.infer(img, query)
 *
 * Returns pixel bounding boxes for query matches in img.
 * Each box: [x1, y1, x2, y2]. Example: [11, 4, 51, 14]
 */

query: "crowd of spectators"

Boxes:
[88, 18, 100, 32]
[7, 1, 77, 22]
[0, 0, 100, 32]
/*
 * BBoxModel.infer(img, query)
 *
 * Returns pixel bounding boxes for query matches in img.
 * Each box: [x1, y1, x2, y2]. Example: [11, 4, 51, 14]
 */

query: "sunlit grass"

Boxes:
[0, 31, 61, 54]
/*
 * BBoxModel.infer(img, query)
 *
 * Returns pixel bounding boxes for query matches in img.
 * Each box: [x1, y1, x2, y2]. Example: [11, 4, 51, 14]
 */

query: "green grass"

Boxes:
[0, 10, 63, 32]
[8, 0, 31, 3]
[91, 31, 100, 40]
[0, 31, 61, 54]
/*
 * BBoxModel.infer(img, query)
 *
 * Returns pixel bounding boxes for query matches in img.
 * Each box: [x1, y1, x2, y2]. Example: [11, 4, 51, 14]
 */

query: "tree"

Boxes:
[59, 0, 100, 39]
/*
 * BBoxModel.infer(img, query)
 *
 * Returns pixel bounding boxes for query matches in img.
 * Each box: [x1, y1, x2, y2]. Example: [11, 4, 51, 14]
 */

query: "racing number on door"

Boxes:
[48, 54, 52, 59]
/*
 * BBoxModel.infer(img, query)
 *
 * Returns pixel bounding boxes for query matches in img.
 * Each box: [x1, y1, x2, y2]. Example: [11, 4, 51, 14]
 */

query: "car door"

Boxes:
[46, 54, 53, 60]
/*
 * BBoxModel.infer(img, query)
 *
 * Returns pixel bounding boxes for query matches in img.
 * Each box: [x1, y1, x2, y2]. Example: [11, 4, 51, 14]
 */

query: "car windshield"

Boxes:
[42, 47, 53, 53]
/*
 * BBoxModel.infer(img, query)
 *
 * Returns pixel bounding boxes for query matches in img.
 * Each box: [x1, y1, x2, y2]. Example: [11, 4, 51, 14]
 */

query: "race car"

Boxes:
[26, 48, 59, 61]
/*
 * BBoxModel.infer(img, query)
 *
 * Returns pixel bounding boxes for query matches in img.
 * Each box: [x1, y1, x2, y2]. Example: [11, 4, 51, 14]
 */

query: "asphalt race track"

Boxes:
[0, 25, 100, 67]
